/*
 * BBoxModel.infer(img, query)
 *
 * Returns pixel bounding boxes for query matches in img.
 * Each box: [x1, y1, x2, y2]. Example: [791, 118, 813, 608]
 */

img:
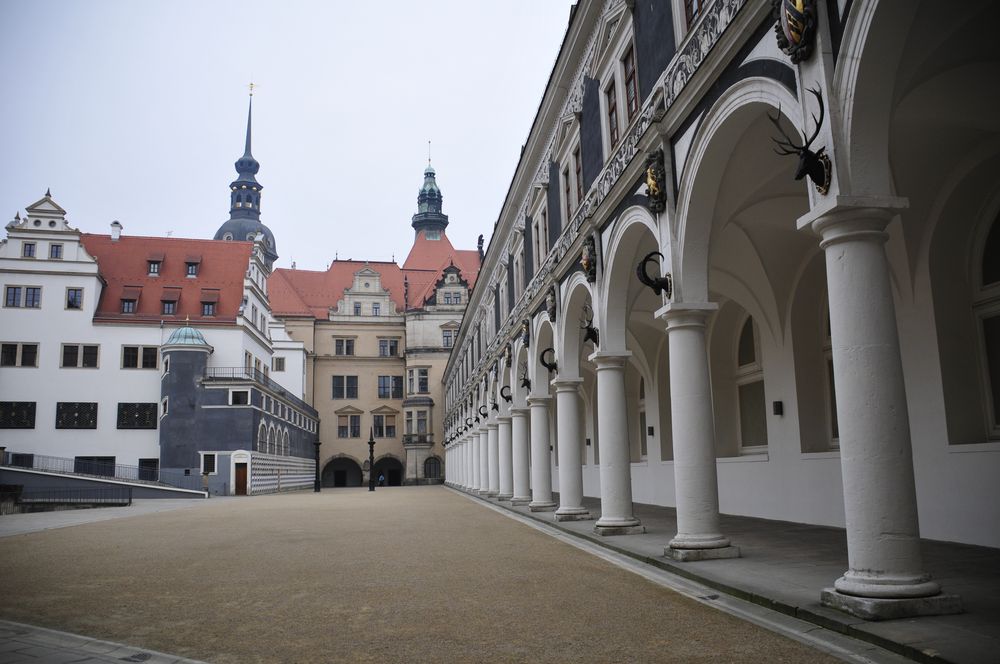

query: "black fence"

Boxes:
[0, 486, 132, 515]
[1, 451, 202, 491]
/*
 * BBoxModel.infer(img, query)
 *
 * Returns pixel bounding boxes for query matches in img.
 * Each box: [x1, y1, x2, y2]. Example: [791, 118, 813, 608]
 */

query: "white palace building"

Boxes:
[442, 0, 1000, 620]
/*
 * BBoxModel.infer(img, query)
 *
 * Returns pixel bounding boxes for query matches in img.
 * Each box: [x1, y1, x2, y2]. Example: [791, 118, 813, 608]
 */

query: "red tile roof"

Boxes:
[270, 230, 481, 319]
[80, 234, 253, 324]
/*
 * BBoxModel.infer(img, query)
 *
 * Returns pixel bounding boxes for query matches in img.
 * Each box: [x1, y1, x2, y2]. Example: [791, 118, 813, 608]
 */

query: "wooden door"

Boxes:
[235, 463, 248, 496]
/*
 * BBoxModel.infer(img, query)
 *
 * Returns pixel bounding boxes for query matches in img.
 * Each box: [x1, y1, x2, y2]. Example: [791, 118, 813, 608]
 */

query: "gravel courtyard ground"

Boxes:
[0, 487, 839, 663]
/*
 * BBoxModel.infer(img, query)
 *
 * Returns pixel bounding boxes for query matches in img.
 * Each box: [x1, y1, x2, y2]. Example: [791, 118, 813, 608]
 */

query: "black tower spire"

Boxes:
[411, 161, 449, 237]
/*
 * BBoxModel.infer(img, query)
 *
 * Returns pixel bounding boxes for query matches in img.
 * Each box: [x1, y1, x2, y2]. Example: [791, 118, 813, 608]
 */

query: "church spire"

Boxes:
[229, 92, 262, 220]
[411, 159, 449, 237]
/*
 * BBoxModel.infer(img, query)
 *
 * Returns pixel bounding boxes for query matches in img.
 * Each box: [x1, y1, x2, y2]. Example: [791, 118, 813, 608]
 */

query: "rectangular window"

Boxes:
[377, 375, 392, 399]
[148, 261, 160, 275]
[66, 288, 83, 309]
[0, 342, 38, 367]
[372, 302, 381, 316]
[162, 301, 176, 315]
[186, 262, 198, 276]
[373, 414, 396, 438]
[230, 390, 250, 405]
[139, 458, 159, 481]
[443, 330, 453, 347]
[49, 244, 63, 259]
[55, 402, 98, 429]
[0, 401, 36, 429]
[350, 414, 360, 437]
[202, 453, 217, 474]
[24, 287, 41, 308]
[444, 293, 452, 305]
[74, 456, 116, 477]
[121, 299, 136, 314]
[335, 338, 355, 356]
[418, 368, 429, 394]
[5, 286, 22, 307]
[378, 338, 398, 357]
[116, 402, 158, 429]
[22, 242, 36, 258]
[62, 344, 99, 368]
[606, 81, 619, 146]
[405, 411, 414, 435]
[332, 375, 358, 399]
[272, 357, 285, 372]
[563, 167, 572, 216]
[685, 0, 703, 27]
[392, 375, 403, 399]
[354, 302, 362, 316]
[202, 302, 215, 316]
[623, 46, 638, 121]
[122, 345, 157, 369]
[417, 409, 428, 434]
[373, 414, 385, 437]
[574, 147, 583, 207]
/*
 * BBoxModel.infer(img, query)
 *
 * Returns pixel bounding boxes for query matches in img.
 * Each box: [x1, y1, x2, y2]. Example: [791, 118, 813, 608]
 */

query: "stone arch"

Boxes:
[424, 455, 443, 480]
[530, 315, 556, 397]
[373, 454, 404, 486]
[321, 454, 363, 488]
[557, 272, 597, 377]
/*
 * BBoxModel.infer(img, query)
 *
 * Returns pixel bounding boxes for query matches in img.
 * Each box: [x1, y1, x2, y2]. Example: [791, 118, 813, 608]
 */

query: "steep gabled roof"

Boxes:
[80, 234, 252, 324]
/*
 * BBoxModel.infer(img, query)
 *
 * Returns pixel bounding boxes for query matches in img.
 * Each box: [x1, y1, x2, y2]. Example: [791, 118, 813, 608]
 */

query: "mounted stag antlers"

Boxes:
[518, 361, 531, 392]
[491, 400, 499, 412]
[540, 347, 558, 375]
[636, 251, 673, 299]
[580, 303, 600, 346]
[500, 385, 512, 403]
[768, 87, 831, 195]
[479, 405, 488, 418]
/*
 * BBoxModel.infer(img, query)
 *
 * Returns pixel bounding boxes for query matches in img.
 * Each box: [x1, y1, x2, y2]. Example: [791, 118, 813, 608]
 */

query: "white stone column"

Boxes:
[487, 423, 500, 496]
[510, 407, 532, 505]
[802, 199, 960, 619]
[527, 396, 556, 511]
[589, 352, 643, 535]
[497, 416, 513, 501]
[471, 434, 481, 492]
[658, 304, 738, 560]
[478, 428, 490, 496]
[552, 378, 590, 521]
[465, 438, 473, 491]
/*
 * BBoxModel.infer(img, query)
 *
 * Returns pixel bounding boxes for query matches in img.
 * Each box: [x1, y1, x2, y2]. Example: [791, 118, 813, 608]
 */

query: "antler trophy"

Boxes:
[518, 361, 531, 392]
[768, 87, 831, 195]
[500, 385, 512, 403]
[540, 347, 558, 375]
[636, 251, 673, 299]
[479, 405, 488, 419]
[580, 303, 599, 346]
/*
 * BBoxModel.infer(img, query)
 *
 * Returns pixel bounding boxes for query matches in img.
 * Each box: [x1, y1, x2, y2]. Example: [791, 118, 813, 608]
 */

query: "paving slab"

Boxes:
[472, 488, 1000, 664]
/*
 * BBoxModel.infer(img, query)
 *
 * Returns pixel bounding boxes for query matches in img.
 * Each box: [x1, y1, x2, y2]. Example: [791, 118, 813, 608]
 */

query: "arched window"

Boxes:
[424, 456, 441, 479]
[735, 316, 767, 451]
[283, 429, 290, 456]
[268, 426, 276, 455]
[976, 214, 1000, 436]
[258, 423, 267, 452]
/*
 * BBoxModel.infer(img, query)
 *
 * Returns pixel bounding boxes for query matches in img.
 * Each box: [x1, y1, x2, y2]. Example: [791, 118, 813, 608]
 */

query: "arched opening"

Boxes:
[322, 456, 363, 488]
[373, 456, 404, 486]
[424, 456, 442, 480]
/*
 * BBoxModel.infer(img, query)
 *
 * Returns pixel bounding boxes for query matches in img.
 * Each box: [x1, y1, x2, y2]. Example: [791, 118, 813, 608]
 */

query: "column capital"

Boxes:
[510, 407, 530, 417]
[551, 377, 584, 392]
[797, 195, 908, 245]
[526, 395, 552, 407]
[655, 301, 718, 329]
[588, 350, 631, 369]
[487, 422, 499, 430]
[496, 415, 512, 424]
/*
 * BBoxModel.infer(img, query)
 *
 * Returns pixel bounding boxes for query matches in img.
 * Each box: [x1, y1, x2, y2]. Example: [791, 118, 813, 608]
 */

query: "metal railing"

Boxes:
[403, 434, 434, 445]
[1, 451, 202, 491]
[203, 367, 315, 413]
[1, 486, 132, 515]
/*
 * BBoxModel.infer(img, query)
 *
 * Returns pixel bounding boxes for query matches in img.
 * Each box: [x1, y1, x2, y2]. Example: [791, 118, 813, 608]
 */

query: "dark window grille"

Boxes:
[0, 401, 35, 428]
[231, 391, 250, 405]
[117, 402, 157, 429]
[74, 456, 115, 477]
[138, 458, 159, 481]
[142, 347, 157, 368]
[20, 344, 38, 367]
[1, 344, 17, 366]
[392, 375, 403, 399]
[56, 402, 98, 429]
[123, 346, 138, 368]
[424, 456, 441, 479]
[203, 454, 216, 474]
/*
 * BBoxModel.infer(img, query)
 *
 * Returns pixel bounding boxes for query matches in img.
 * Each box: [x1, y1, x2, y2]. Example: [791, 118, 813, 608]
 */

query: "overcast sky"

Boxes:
[0, 1, 574, 270]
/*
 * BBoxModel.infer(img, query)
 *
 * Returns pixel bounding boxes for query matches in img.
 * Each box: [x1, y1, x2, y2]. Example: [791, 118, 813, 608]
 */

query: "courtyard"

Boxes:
[0, 487, 857, 663]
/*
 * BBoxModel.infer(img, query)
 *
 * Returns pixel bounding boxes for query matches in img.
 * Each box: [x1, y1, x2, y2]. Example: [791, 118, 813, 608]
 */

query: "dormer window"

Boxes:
[148, 261, 161, 275]
[187, 263, 198, 276]
[22, 242, 36, 258]
[444, 293, 452, 305]
[372, 303, 381, 316]
[185, 256, 201, 277]
[200, 289, 219, 317]
[202, 302, 215, 316]
[121, 299, 136, 314]
[354, 302, 362, 316]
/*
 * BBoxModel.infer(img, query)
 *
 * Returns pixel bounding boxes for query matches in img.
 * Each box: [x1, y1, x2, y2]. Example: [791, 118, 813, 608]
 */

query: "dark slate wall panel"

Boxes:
[633, 1, 677, 100]
[581, 76, 603, 190]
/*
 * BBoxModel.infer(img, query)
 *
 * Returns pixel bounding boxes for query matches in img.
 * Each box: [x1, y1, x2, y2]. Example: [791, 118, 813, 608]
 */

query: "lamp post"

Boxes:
[313, 440, 322, 493]
[368, 428, 376, 492]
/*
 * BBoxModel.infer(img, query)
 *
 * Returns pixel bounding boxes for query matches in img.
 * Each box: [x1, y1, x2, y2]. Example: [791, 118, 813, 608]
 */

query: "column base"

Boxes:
[510, 497, 531, 506]
[497, 493, 513, 501]
[477, 489, 491, 496]
[554, 510, 593, 522]
[820, 588, 963, 621]
[528, 501, 557, 512]
[594, 522, 645, 536]
[665, 545, 740, 562]
[486, 490, 499, 498]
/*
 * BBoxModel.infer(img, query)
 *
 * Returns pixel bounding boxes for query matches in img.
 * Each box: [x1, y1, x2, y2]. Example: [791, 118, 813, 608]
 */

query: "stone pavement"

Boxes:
[0, 499, 207, 539]
[1, 487, 874, 663]
[461, 488, 1000, 664]
[0, 620, 207, 664]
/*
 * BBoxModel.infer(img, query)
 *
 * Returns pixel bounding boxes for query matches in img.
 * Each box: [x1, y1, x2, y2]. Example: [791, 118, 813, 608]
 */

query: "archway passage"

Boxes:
[322, 457, 363, 488]
[373, 457, 404, 487]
